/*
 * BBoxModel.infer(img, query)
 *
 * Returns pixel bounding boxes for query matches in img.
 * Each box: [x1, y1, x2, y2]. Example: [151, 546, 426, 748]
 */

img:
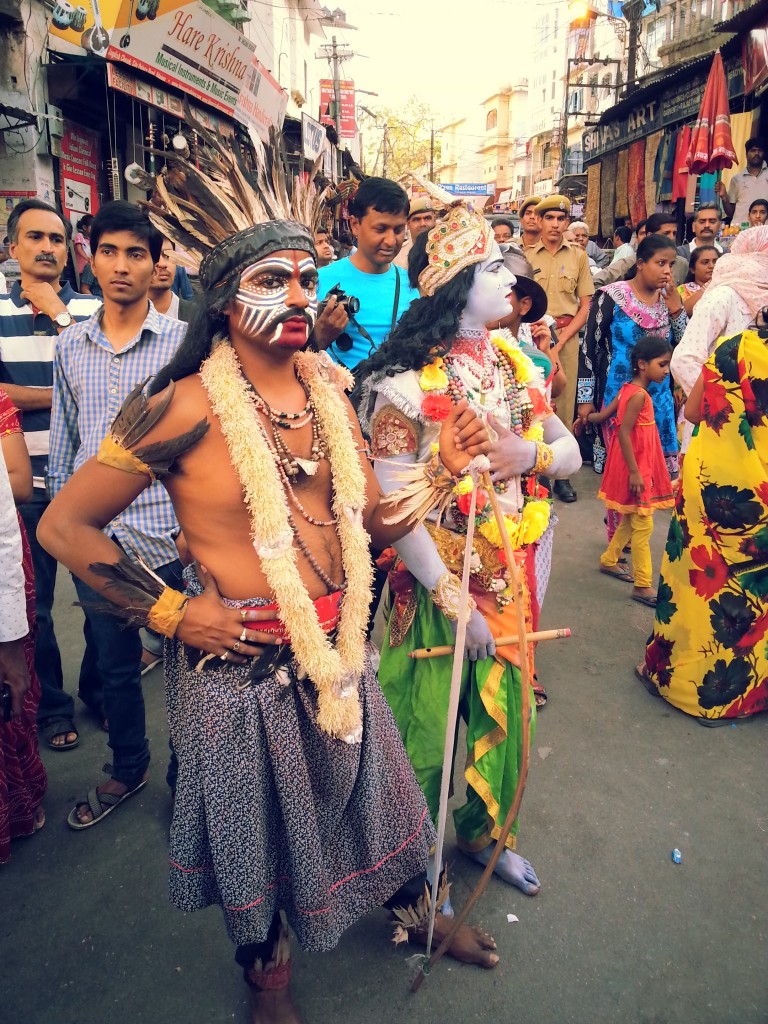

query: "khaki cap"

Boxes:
[535, 194, 571, 216]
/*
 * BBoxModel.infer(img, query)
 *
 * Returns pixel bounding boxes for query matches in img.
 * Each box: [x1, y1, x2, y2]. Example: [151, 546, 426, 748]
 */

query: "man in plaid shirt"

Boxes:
[48, 201, 187, 828]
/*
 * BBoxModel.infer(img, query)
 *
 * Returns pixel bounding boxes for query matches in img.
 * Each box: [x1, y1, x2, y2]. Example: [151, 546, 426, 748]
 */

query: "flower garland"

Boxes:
[418, 332, 552, 570]
[199, 339, 373, 743]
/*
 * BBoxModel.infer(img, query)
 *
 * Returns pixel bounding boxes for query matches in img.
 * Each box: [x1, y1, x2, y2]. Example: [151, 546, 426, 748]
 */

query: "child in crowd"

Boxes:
[587, 337, 676, 608]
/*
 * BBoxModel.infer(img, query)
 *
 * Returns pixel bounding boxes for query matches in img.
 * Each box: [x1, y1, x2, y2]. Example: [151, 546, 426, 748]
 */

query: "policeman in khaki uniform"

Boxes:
[518, 195, 541, 250]
[527, 194, 594, 502]
[393, 197, 438, 271]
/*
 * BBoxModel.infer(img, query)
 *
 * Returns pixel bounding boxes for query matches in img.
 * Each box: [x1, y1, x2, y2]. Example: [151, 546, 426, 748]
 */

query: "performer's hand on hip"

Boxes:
[452, 609, 496, 662]
[439, 398, 491, 476]
[486, 413, 537, 481]
[175, 565, 282, 664]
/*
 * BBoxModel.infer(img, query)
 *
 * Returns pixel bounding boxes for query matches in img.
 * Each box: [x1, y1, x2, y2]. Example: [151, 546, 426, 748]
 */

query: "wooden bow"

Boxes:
[412, 469, 536, 992]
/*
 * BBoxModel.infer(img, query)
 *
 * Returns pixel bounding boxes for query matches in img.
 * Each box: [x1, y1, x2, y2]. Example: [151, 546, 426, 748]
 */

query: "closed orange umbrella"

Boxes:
[686, 50, 737, 174]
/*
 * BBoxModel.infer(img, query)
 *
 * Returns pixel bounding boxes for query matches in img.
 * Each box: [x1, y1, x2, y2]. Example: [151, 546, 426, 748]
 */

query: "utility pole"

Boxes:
[317, 10, 356, 178]
[624, 0, 646, 96]
[382, 124, 389, 177]
[429, 123, 435, 182]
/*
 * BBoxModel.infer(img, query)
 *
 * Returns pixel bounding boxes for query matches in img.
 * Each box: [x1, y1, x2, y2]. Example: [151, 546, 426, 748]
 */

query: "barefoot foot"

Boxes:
[249, 986, 303, 1024]
[411, 915, 499, 969]
[466, 845, 541, 895]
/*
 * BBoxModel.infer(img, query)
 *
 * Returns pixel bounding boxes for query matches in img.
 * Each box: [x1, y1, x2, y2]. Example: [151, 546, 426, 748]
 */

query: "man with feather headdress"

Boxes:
[38, 121, 499, 1021]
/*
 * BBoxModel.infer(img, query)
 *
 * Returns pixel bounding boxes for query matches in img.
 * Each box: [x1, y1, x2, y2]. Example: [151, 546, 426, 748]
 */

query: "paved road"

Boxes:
[3, 467, 767, 1023]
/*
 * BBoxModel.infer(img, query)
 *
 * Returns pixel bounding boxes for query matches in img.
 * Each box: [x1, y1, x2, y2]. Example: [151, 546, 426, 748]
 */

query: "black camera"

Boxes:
[326, 283, 360, 316]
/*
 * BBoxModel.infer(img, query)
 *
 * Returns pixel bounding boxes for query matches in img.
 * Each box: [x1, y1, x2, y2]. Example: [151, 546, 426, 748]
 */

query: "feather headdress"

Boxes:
[139, 105, 329, 276]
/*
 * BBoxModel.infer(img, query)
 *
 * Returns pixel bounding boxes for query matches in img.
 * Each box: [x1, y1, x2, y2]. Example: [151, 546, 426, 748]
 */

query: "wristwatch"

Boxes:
[53, 310, 73, 329]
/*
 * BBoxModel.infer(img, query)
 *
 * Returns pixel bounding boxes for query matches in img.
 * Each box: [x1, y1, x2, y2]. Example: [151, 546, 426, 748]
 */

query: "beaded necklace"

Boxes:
[237, 370, 339, 587]
[443, 334, 533, 437]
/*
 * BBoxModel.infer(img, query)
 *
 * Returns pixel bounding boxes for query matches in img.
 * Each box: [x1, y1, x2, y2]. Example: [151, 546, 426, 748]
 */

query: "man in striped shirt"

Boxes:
[0, 199, 100, 750]
[48, 201, 187, 828]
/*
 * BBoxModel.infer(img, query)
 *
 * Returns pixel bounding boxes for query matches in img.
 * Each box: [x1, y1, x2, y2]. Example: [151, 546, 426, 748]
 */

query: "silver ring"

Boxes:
[240, 628, 248, 643]
[232, 640, 241, 653]
[221, 650, 229, 662]
[240, 609, 247, 622]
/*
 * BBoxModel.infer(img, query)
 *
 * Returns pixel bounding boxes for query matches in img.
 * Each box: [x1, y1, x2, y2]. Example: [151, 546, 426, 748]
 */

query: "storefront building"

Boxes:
[581, 3, 768, 241]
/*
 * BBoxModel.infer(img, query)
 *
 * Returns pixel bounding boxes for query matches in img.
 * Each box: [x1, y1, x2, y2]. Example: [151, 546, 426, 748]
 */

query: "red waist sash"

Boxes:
[242, 590, 342, 643]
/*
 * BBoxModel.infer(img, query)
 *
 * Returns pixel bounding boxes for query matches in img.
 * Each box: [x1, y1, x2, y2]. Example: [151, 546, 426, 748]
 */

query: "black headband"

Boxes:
[200, 220, 317, 291]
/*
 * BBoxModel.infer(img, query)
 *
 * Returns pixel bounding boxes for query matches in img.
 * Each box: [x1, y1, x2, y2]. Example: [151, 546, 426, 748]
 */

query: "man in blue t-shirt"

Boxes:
[314, 178, 419, 369]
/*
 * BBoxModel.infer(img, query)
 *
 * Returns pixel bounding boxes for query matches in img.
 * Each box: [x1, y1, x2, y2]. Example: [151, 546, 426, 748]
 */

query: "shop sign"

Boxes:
[106, 0, 254, 117]
[583, 56, 745, 163]
[441, 183, 495, 196]
[0, 192, 36, 242]
[534, 179, 553, 196]
[301, 112, 325, 162]
[48, 0, 122, 57]
[60, 121, 100, 222]
[319, 79, 356, 138]
[233, 53, 287, 143]
[106, 62, 233, 135]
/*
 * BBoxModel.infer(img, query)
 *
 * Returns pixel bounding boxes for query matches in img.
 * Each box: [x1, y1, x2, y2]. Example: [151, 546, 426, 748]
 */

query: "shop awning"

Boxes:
[0, 103, 38, 134]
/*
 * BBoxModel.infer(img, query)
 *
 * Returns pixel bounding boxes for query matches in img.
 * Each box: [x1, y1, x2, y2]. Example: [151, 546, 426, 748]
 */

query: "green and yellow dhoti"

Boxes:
[378, 540, 535, 853]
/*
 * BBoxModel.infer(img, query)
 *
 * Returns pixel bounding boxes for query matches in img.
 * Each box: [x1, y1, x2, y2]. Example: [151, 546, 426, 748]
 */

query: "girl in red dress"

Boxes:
[588, 337, 675, 608]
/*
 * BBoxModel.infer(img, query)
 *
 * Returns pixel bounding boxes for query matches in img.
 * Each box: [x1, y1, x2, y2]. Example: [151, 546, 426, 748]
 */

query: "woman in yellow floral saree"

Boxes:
[639, 328, 768, 724]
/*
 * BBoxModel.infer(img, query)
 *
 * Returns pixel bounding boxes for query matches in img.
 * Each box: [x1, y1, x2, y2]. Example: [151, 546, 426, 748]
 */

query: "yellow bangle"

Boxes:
[146, 586, 189, 638]
[532, 442, 554, 474]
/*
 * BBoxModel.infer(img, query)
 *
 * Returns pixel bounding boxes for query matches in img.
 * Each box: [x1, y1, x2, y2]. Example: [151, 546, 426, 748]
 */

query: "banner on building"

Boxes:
[60, 121, 100, 223]
[106, 62, 234, 135]
[441, 183, 495, 196]
[105, 0, 254, 117]
[234, 52, 287, 143]
[301, 112, 326, 161]
[319, 79, 356, 138]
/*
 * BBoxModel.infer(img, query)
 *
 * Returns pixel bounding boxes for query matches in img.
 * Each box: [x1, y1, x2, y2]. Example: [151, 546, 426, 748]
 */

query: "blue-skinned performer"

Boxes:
[358, 207, 582, 897]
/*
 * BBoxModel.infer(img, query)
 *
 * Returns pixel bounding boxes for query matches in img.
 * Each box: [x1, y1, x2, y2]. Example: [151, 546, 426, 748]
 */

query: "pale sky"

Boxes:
[328, 0, 547, 126]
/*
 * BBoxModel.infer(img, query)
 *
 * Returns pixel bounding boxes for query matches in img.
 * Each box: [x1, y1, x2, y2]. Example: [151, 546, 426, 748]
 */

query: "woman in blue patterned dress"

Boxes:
[577, 234, 688, 541]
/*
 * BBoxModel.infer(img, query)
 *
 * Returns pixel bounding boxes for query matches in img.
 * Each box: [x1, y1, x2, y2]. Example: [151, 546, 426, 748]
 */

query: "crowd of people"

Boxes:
[1, 128, 767, 1023]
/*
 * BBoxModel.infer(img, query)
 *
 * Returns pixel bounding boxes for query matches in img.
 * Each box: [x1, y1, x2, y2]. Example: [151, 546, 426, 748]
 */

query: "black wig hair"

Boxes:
[356, 260, 478, 381]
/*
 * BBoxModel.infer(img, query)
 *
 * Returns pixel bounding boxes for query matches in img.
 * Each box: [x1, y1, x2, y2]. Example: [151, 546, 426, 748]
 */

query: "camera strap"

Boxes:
[343, 265, 402, 355]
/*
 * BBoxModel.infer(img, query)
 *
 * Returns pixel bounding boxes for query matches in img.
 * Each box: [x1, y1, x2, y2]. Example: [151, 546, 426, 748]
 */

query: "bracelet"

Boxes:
[425, 451, 457, 493]
[430, 572, 476, 622]
[146, 586, 189, 637]
[532, 442, 554, 474]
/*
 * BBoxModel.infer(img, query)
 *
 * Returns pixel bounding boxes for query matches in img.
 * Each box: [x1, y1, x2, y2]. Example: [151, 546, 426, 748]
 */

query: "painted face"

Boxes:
[232, 251, 318, 348]
[460, 241, 516, 331]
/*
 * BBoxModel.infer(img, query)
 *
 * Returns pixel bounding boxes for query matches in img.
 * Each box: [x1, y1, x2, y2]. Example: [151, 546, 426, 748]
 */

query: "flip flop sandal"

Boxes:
[599, 565, 634, 584]
[534, 688, 548, 709]
[67, 777, 148, 831]
[697, 717, 730, 728]
[634, 664, 661, 697]
[632, 593, 658, 608]
[33, 806, 46, 832]
[40, 718, 79, 751]
[140, 651, 163, 677]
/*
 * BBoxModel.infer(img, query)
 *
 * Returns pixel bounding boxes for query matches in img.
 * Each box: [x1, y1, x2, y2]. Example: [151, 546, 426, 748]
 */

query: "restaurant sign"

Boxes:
[583, 56, 744, 163]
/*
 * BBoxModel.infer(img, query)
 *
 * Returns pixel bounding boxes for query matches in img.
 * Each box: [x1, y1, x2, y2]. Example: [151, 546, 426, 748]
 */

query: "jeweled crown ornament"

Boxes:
[418, 203, 494, 297]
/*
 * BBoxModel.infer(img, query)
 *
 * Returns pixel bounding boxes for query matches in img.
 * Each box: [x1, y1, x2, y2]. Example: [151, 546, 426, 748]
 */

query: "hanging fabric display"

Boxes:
[586, 162, 601, 236]
[615, 148, 629, 220]
[600, 150, 618, 237]
[628, 139, 647, 227]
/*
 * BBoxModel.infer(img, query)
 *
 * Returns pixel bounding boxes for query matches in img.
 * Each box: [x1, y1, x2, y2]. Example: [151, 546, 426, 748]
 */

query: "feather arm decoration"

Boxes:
[109, 380, 210, 477]
[81, 553, 167, 627]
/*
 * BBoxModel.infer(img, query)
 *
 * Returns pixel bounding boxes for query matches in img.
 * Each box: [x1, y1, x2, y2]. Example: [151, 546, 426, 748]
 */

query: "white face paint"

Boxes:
[233, 253, 318, 343]
[459, 242, 516, 332]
